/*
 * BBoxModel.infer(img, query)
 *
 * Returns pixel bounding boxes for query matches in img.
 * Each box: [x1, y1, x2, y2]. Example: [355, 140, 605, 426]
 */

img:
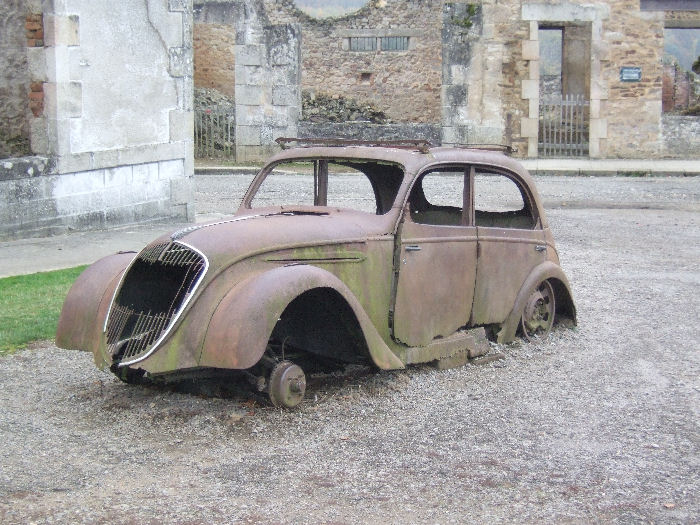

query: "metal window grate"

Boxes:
[106, 242, 207, 365]
[349, 37, 377, 51]
[380, 36, 409, 51]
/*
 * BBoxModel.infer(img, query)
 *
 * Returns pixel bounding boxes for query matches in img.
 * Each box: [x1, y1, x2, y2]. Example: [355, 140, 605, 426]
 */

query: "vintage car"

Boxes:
[57, 139, 576, 408]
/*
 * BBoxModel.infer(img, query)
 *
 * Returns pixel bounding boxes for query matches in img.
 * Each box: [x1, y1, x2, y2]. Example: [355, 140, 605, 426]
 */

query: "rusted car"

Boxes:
[57, 139, 576, 408]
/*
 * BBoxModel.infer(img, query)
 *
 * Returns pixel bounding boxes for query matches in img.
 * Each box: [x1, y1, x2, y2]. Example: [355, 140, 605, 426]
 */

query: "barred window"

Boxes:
[380, 36, 409, 51]
[349, 37, 377, 51]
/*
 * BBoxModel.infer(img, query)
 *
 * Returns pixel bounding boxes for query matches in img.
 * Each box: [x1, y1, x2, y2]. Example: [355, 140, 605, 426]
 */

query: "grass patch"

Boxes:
[0, 266, 87, 356]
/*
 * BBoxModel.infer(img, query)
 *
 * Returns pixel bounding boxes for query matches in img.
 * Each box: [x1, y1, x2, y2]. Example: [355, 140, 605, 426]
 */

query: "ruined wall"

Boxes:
[191, 0, 698, 160]
[442, 1, 529, 149]
[262, 0, 443, 124]
[0, 0, 33, 158]
[663, 63, 699, 111]
[194, 1, 302, 162]
[662, 115, 700, 156]
[194, 23, 236, 97]
[603, 0, 665, 158]
[0, 0, 196, 240]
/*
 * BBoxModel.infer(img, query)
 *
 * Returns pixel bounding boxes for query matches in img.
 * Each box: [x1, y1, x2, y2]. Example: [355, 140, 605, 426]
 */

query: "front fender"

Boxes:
[496, 261, 577, 343]
[56, 252, 136, 357]
[199, 264, 405, 370]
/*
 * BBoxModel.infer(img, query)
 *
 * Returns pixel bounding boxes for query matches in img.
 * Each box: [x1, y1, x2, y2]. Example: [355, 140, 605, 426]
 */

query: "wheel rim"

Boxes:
[268, 360, 306, 409]
[521, 280, 555, 341]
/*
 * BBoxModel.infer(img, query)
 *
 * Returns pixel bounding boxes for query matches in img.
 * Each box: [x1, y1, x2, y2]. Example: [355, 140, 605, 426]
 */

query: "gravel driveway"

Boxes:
[1, 174, 698, 524]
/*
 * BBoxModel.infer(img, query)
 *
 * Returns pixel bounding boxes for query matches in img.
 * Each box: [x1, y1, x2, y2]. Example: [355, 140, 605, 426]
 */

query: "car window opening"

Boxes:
[407, 165, 536, 229]
[250, 159, 403, 215]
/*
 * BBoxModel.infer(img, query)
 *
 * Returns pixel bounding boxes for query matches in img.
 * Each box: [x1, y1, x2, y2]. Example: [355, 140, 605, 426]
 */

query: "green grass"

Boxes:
[0, 266, 87, 356]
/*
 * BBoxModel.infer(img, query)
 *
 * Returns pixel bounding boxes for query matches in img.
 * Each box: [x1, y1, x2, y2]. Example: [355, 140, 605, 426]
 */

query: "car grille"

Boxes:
[106, 241, 207, 365]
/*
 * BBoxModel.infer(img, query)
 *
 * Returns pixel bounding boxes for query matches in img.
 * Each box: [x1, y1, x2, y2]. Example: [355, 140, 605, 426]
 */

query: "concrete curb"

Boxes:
[520, 158, 700, 176]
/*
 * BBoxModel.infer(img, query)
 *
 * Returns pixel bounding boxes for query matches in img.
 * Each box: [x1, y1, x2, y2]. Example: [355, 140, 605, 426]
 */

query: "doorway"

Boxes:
[538, 24, 590, 157]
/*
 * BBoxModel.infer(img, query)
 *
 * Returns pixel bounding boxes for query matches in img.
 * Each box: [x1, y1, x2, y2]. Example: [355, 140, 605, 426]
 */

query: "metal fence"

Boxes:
[539, 94, 589, 157]
[194, 106, 235, 159]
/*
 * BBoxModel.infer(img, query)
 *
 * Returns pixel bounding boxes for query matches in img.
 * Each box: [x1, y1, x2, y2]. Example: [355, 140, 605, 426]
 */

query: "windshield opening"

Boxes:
[247, 159, 404, 215]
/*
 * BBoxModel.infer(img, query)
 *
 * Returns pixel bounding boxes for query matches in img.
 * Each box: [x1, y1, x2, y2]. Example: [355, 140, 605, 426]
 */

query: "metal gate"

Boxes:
[539, 94, 589, 157]
[194, 106, 235, 159]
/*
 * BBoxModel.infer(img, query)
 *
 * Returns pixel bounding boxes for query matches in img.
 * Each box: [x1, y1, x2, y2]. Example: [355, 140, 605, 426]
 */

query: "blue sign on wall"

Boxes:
[620, 67, 642, 82]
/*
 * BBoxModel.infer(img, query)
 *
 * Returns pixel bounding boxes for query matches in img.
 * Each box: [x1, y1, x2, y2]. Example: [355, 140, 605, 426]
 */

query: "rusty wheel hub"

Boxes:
[268, 360, 306, 409]
[521, 280, 555, 341]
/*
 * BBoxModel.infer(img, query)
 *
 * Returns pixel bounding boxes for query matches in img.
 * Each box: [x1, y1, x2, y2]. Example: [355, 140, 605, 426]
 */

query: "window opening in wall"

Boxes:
[380, 36, 409, 51]
[349, 36, 377, 52]
[539, 28, 563, 99]
[662, 28, 700, 114]
[360, 72, 373, 83]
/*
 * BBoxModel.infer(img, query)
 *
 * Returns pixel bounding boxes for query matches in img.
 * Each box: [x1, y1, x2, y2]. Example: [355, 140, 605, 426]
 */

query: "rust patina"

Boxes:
[57, 141, 576, 408]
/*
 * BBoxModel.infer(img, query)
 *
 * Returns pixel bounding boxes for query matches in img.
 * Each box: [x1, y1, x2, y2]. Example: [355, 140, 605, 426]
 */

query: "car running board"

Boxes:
[403, 327, 490, 370]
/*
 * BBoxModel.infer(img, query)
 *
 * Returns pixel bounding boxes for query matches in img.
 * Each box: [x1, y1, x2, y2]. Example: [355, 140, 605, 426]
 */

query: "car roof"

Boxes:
[261, 141, 547, 228]
[264, 141, 534, 183]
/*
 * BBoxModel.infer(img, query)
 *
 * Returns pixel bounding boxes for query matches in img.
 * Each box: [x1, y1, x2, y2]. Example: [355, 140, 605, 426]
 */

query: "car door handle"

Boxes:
[535, 245, 547, 252]
[405, 245, 422, 252]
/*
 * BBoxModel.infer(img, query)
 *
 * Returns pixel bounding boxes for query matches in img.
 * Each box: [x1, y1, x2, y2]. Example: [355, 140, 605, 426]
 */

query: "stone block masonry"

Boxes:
[0, 159, 191, 240]
[263, 0, 443, 125]
[194, 23, 236, 97]
[0, 1, 33, 158]
[0, 0, 197, 240]
[194, 0, 699, 161]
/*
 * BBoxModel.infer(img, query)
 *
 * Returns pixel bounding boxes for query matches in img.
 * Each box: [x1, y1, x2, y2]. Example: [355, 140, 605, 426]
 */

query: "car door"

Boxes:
[391, 167, 478, 347]
[470, 167, 547, 326]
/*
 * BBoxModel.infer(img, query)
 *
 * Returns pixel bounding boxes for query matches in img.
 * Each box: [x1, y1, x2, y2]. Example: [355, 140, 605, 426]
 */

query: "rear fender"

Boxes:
[496, 261, 577, 343]
[200, 264, 405, 370]
[56, 252, 136, 359]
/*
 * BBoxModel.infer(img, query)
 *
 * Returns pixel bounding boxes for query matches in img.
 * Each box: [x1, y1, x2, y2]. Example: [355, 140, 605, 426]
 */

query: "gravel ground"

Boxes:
[1, 174, 699, 524]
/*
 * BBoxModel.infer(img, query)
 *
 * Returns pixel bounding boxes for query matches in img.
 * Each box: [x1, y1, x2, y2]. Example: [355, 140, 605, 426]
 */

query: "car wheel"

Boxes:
[521, 280, 555, 340]
[268, 360, 306, 409]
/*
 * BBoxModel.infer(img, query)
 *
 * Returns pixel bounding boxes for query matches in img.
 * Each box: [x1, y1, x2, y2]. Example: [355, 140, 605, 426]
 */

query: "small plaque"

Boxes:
[620, 67, 642, 82]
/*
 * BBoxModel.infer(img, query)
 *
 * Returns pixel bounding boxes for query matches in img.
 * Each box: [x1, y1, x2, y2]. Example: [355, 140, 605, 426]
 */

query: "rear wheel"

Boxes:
[521, 280, 555, 340]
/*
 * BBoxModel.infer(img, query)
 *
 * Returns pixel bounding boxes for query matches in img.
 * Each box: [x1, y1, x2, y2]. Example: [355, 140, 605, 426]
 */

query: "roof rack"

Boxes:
[276, 137, 434, 153]
[451, 143, 518, 155]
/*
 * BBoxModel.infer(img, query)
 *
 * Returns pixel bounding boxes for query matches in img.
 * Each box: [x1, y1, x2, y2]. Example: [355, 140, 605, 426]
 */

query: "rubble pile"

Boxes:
[302, 91, 391, 124]
[194, 87, 235, 110]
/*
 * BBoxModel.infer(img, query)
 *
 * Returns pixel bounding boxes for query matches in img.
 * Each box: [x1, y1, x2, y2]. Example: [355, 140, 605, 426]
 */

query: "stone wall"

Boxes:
[194, 1, 301, 162]
[263, 0, 443, 124]
[299, 121, 441, 144]
[662, 115, 700, 156]
[603, 0, 665, 158]
[1, 157, 190, 239]
[192, 0, 699, 160]
[194, 23, 236, 97]
[0, 0, 196, 240]
[0, 0, 33, 158]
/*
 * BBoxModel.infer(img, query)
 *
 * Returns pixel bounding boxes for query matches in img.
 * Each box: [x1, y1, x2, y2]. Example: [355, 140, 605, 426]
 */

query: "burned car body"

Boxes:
[57, 140, 576, 407]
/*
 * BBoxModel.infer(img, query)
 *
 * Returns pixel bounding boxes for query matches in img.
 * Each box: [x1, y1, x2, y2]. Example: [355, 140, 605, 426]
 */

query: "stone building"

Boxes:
[194, 0, 699, 160]
[0, 0, 195, 240]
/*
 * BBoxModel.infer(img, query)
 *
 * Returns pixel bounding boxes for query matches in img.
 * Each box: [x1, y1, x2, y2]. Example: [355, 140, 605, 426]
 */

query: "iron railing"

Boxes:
[194, 106, 235, 159]
[539, 94, 589, 157]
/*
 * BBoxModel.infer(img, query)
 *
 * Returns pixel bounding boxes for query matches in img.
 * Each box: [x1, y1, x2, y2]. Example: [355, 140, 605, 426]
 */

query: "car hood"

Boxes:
[153, 208, 393, 271]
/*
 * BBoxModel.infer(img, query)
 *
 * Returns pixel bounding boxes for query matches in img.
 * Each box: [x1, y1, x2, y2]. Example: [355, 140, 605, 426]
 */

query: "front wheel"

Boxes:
[521, 280, 555, 340]
[268, 360, 306, 408]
